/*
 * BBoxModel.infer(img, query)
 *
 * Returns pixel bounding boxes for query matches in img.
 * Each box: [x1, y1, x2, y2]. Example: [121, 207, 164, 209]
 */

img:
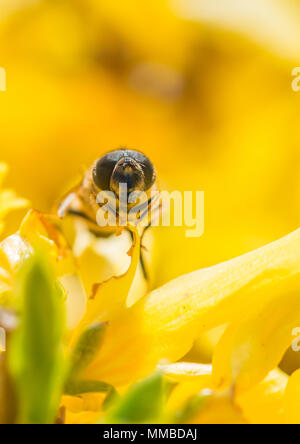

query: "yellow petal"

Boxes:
[164, 366, 245, 424]
[212, 274, 300, 394]
[61, 393, 105, 414]
[0, 210, 86, 327]
[167, 382, 212, 413]
[236, 369, 288, 424]
[191, 393, 246, 424]
[159, 362, 212, 382]
[164, 364, 286, 424]
[64, 410, 101, 424]
[19, 210, 87, 328]
[283, 369, 300, 424]
[62, 393, 107, 424]
[0, 190, 29, 218]
[18, 210, 77, 276]
[85, 227, 300, 386]
[69, 228, 140, 347]
[164, 363, 213, 414]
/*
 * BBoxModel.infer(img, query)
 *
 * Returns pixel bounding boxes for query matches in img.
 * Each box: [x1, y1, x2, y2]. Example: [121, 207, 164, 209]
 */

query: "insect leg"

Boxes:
[129, 228, 150, 282]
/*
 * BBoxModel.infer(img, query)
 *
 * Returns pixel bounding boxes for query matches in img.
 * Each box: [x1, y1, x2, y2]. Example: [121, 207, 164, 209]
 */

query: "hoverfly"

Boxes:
[57, 149, 160, 279]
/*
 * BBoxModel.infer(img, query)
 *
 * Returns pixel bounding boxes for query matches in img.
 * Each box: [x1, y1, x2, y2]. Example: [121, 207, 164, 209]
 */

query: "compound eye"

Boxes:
[92, 149, 156, 191]
[93, 152, 122, 190]
[125, 150, 156, 190]
[140, 156, 156, 190]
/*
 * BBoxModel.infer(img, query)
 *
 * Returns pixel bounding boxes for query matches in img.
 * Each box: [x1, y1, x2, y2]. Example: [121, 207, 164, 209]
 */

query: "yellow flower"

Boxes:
[2, 0, 300, 425]
[163, 362, 288, 424]
[78, 226, 300, 389]
[0, 209, 86, 328]
[3, 205, 300, 423]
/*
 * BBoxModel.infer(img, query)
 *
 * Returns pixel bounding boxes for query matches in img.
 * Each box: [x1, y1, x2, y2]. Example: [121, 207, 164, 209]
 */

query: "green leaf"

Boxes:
[105, 372, 164, 424]
[9, 252, 65, 424]
[68, 322, 107, 380]
[65, 379, 113, 396]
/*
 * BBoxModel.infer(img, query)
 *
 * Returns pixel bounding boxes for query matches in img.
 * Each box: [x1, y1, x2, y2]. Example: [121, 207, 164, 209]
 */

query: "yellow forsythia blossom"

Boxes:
[1, 184, 300, 423]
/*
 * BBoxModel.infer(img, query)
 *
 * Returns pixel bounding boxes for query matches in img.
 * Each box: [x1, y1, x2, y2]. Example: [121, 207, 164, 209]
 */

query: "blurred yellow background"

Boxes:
[1, 0, 300, 286]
